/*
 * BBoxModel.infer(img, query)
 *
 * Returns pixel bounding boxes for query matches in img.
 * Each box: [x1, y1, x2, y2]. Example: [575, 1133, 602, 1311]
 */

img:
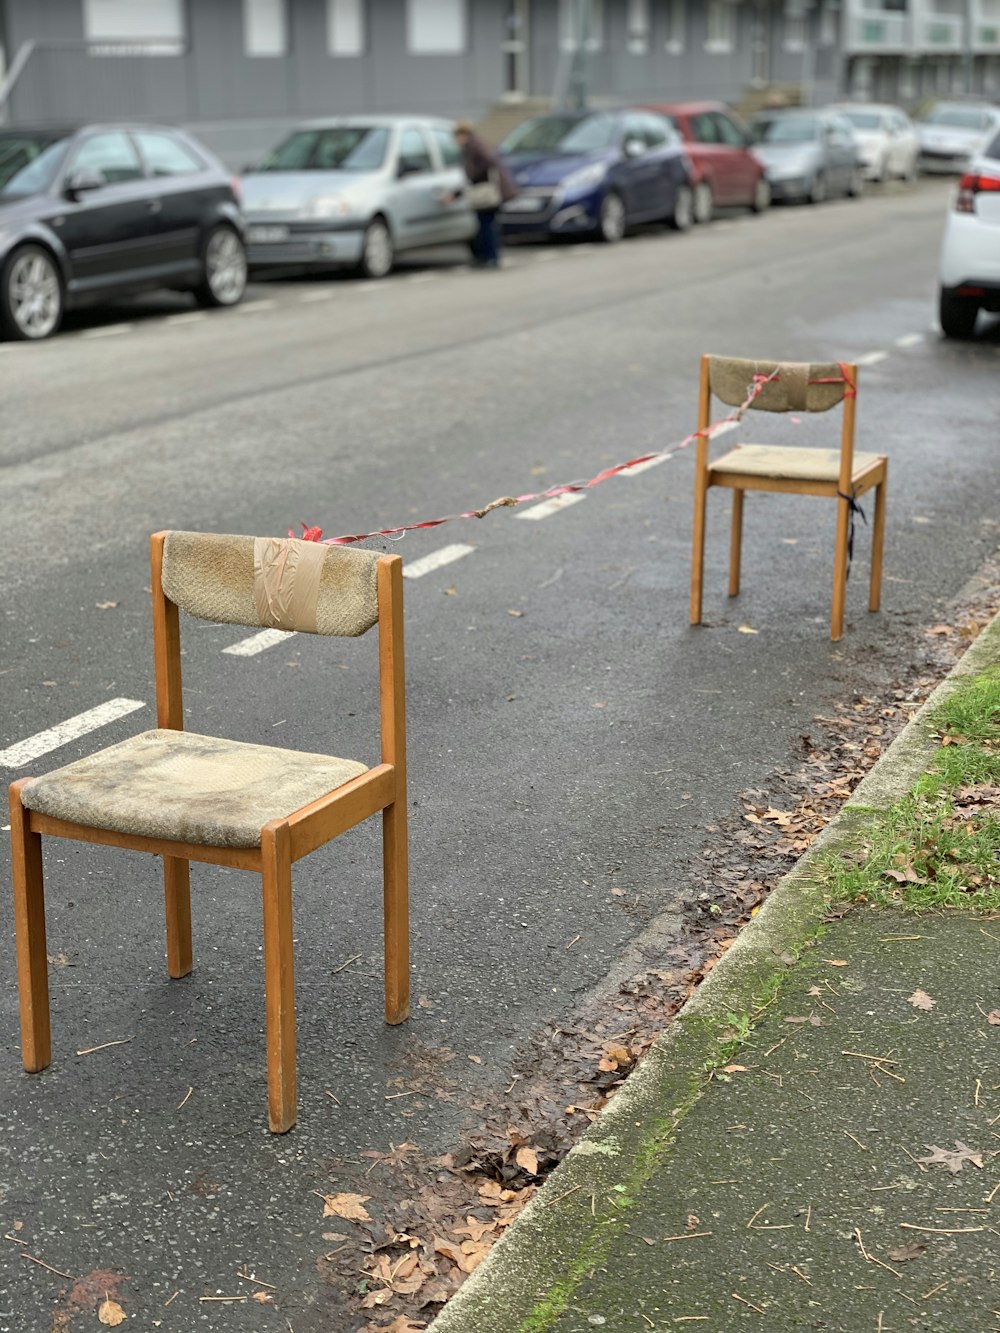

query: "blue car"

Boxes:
[499, 109, 693, 242]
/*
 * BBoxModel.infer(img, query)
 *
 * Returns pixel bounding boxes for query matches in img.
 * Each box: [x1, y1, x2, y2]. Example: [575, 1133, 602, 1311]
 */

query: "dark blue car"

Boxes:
[499, 109, 693, 242]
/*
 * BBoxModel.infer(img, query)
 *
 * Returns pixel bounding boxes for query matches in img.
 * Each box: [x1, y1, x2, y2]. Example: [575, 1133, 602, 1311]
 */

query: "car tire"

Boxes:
[194, 225, 248, 308]
[597, 191, 626, 243]
[667, 184, 693, 232]
[1, 243, 64, 341]
[807, 172, 827, 205]
[693, 180, 714, 225]
[750, 177, 771, 214]
[847, 168, 865, 199]
[357, 216, 394, 278]
[939, 289, 979, 339]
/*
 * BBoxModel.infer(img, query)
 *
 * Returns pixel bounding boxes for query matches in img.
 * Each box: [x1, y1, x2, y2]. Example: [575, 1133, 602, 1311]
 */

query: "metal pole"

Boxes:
[963, 0, 975, 95]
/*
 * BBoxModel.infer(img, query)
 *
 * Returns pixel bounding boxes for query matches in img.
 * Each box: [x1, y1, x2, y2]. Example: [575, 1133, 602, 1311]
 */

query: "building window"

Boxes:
[244, 0, 288, 57]
[705, 0, 736, 53]
[82, 0, 184, 54]
[627, 0, 650, 54]
[783, 12, 807, 52]
[559, 0, 605, 52]
[328, 0, 365, 55]
[407, 0, 466, 54]
[666, 0, 686, 54]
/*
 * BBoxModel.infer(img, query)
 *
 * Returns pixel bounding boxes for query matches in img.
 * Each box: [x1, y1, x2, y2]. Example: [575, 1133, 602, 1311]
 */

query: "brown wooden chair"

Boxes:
[690, 355, 887, 641]
[9, 531, 408, 1133]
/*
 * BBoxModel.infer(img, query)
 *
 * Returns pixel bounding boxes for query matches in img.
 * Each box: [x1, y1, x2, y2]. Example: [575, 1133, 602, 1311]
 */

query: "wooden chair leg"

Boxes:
[9, 781, 51, 1073]
[690, 477, 709, 625]
[261, 822, 296, 1134]
[869, 472, 887, 613]
[163, 856, 192, 979]
[728, 489, 745, 598]
[382, 799, 410, 1025]
[831, 495, 851, 642]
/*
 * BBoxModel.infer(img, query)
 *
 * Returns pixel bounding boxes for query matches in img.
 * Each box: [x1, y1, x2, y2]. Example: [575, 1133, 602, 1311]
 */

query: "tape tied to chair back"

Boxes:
[708, 357, 848, 414]
[253, 537, 326, 633]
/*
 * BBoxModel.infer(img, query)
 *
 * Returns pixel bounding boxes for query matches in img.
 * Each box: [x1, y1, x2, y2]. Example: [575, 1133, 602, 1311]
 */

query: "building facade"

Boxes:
[0, 2, 996, 166]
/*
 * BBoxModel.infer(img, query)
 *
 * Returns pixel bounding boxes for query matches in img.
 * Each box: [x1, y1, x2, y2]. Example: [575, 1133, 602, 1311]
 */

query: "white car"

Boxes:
[938, 126, 1000, 337]
[917, 102, 1000, 175]
[829, 103, 919, 182]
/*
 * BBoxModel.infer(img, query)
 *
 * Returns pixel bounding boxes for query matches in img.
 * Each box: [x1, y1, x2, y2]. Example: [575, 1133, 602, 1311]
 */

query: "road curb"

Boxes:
[429, 609, 1000, 1333]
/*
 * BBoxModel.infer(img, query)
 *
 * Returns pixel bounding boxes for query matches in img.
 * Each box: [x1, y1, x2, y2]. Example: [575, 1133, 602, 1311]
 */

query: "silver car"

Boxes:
[916, 102, 1000, 175]
[242, 116, 476, 278]
[751, 110, 864, 205]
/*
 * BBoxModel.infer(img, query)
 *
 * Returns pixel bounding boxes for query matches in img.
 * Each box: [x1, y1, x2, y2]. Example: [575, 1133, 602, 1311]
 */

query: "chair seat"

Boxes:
[709, 445, 883, 484]
[20, 729, 368, 849]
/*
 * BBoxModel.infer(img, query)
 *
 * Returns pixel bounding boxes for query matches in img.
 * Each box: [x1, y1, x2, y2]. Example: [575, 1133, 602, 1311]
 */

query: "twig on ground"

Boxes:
[76, 1036, 133, 1056]
[844, 1131, 868, 1152]
[900, 1223, 985, 1235]
[21, 1253, 75, 1280]
[731, 1293, 765, 1314]
[663, 1232, 713, 1242]
[332, 954, 361, 974]
[544, 1184, 582, 1207]
[176, 1086, 193, 1111]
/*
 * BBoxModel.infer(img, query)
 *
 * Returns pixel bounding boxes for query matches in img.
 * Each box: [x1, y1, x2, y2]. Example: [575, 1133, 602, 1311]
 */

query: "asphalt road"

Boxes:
[2, 179, 1000, 1331]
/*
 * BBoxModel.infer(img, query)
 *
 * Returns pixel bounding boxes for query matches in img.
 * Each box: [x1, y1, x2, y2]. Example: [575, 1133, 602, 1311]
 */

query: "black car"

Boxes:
[0, 124, 247, 340]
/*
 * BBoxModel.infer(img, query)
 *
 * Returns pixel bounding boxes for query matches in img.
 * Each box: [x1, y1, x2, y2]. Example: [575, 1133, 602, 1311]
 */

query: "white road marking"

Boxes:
[81, 324, 132, 339]
[402, 543, 475, 579]
[403, 273, 436, 284]
[300, 288, 335, 303]
[857, 350, 888, 366]
[619, 454, 669, 476]
[0, 699, 146, 769]
[223, 628, 296, 657]
[533, 252, 559, 263]
[710, 420, 740, 439]
[238, 300, 276, 314]
[894, 332, 923, 348]
[515, 493, 587, 521]
[164, 312, 207, 326]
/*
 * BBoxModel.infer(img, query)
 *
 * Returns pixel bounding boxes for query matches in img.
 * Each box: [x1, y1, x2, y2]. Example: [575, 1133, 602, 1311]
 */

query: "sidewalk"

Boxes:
[430, 616, 1000, 1333]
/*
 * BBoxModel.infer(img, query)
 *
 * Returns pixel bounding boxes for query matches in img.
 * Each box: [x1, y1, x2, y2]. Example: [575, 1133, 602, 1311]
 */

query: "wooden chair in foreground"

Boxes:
[9, 531, 408, 1133]
[690, 355, 887, 642]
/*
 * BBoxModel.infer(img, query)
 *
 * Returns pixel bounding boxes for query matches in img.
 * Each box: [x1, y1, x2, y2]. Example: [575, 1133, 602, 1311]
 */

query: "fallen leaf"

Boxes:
[417, 995, 433, 1009]
[825, 960, 849, 968]
[444, 588, 457, 596]
[915, 1142, 983, 1174]
[252, 1291, 275, 1304]
[507, 609, 524, 618]
[927, 624, 953, 635]
[321, 1231, 350, 1242]
[908, 990, 935, 1011]
[98, 1301, 127, 1327]
[721, 1064, 747, 1074]
[322, 1192, 372, 1222]
[95, 601, 119, 610]
[515, 1146, 539, 1176]
[467, 1055, 482, 1065]
[610, 888, 627, 897]
[988, 1011, 1000, 1026]
[737, 625, 759, 635]
[807, 986, 822, 997]
[888, 1241, 926, 1263]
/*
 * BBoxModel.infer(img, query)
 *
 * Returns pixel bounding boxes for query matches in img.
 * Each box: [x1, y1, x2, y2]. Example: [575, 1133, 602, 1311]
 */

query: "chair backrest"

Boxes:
[706, 356, 852, 415]
[160, 531, 380, 637]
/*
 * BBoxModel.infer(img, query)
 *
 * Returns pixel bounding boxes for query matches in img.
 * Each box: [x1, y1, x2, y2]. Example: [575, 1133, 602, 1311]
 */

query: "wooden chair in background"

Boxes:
[9, 531, 408, 1133]
[690, 355, 887, 641]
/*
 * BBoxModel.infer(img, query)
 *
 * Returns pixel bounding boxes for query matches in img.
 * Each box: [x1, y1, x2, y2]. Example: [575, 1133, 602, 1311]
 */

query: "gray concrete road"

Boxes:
[1, 179, 999, 1330]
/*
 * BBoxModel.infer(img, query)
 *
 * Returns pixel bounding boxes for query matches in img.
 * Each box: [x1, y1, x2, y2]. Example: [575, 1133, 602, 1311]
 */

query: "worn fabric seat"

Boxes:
[709, 444, 883, 484]
[20, 730, 368, 849]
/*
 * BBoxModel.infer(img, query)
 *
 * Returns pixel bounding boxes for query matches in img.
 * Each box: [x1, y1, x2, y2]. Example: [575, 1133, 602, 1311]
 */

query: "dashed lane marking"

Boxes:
[0, 698, 146, 769]
[619, 454, 670, 476]
[81, 324, 132, 339]
[222, 628, 296, 657]
[164, 312, 207, 326]
[300, 288, 336, 302]
[857, 350, 889, 366]
[515, 493, 587, 521]
[894, 332, 924, 348]
[402, 543, 475, 579]
[238, 299, 276, 314]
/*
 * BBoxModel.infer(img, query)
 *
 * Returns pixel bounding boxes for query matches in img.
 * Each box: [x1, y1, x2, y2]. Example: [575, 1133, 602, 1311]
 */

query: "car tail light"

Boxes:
[955, 171, 1000, 213]
[230, 175, 243, 204]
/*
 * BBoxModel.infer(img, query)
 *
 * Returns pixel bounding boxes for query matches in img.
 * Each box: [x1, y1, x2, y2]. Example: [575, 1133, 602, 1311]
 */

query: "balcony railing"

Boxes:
[973, 0, 1000, 49]
[844, 9, 911, 52]
[917, 11, 965, 50]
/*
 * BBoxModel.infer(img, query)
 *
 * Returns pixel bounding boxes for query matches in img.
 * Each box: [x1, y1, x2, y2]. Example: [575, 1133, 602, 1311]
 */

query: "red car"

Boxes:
[644, 101, 770, 223]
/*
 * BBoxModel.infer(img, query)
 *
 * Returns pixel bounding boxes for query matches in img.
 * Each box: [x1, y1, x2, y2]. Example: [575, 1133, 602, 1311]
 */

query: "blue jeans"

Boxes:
[472, 209, 501, 267]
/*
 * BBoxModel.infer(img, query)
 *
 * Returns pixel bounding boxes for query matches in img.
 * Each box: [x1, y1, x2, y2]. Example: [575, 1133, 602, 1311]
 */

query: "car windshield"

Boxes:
[922, 107, 989, 129]
[256, 126, 389, 172]
[0, 133, 70, 198]
[839, 110, 883, 130]
[501, 114, 619, 155]
[758, 115, 819, 144]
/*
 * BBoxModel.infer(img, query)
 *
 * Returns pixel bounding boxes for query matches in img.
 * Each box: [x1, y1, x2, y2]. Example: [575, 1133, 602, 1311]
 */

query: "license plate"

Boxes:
[248, 225, 289, 244]
[504, 196, 545, 213]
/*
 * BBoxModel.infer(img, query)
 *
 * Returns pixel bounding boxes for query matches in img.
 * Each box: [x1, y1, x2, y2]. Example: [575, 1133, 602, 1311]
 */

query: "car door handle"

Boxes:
[147, 199, 163, 214]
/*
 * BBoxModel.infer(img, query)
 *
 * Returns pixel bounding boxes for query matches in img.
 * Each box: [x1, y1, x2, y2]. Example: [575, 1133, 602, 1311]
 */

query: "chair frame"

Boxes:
[9, 530, 408, 1133]
[690, 355, 887, 642]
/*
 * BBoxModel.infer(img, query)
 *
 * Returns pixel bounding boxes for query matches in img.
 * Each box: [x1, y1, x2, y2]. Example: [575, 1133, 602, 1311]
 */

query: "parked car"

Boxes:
[241, 117, 475, 278]
[750, 110, 864, 204]
[916, 102, 1000, 174]
[498, 110, 693, 242]
[938, 126, 1000, 337]
[0, 123, 246, 341]
[644, 101, 770, 221]
[827, 103, 919, 182]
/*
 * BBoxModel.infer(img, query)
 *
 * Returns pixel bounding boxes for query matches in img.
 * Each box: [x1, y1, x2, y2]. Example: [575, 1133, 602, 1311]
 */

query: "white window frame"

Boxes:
[328, 0, 365, 55]
[704, 0, 736, 53]
[243, 0, 288, 57]
[666, 0, 686, 54]
[82, 0, 185, 55]
[559, 0, 605, 53]
[627, 0, 650, 54]
[407, 0, 467, 55]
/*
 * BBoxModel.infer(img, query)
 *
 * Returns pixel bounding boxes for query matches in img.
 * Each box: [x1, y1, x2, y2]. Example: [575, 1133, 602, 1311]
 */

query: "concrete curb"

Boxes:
[429, 611, 1000, 1333]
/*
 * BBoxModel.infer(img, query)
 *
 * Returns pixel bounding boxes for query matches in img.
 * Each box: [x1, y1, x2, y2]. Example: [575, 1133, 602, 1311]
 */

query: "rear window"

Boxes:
[985, 130, 1000, 161]
[922, 106, 990, 130]
[257, 127, 389, 172]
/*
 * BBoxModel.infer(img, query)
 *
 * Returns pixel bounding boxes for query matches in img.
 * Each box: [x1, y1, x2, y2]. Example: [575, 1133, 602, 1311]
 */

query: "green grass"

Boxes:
[829, 668, 1000, 914]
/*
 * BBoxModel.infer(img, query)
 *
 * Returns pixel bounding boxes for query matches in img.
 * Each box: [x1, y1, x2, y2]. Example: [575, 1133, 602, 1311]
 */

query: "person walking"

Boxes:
[453, 121, 518, 269]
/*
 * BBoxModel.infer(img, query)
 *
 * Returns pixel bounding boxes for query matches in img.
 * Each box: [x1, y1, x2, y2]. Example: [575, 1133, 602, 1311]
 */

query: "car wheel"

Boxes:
[195, 225, 247, 308]
[597, 191, 626, 243]
[847, 168, 865, 198]
[1, 244, 63, 341]
[807, 171, 827, 205]
[358, 216, 394, 278]
[750, 177, 771, 214]
[667, 184, 693, 232]
[939, 289, 979, 339]
[693, 180, 714, 225]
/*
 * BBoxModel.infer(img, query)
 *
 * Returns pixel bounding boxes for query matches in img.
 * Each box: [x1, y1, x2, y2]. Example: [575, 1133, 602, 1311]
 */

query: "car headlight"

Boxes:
[560, 162, 608, 193]
[308, 194, 356, 219]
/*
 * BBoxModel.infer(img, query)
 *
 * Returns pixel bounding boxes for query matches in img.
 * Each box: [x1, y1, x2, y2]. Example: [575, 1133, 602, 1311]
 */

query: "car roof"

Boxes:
[828, 103, 900, 114]
[289, 114, 455, 130]
[645, 101, 731, 115]
[0, 122, 188, 136]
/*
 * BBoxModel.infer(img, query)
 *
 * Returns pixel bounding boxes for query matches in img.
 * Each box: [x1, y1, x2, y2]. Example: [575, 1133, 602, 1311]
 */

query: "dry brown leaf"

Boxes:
[887, 1241, 926, 1263]
[825, 959, 849, 968]
[507, 609, 524, 618]
[467, 1055, 482, 1065]
[322, 1192, 372, 1222]
[417, 996, 433, 1009]
[908, 990, 935, 1011]
[916, 1142, 983, 1174]
[321, 1231, 350, 1242]
[807, 986, 822, 997]
[721, 1064, 747, 1074]
[98, 1300, 127, 1327]
[987, 1010, 1000, 1026]
[252, 1291, 275, 1304]
[444, 588, 457, 596]
[685, 1213, 701, 1231]
[927, 624, 954, 635]
[514, 1146, 539, 1176]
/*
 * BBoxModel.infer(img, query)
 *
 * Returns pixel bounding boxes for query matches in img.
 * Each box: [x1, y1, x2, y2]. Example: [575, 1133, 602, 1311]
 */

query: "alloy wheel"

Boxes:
[362, 220, 394, 278]
[8, 249, 61, 340]
[598, 193, 626, 243]
[693, 181, 714, 225]
[205, 228, 247, 305]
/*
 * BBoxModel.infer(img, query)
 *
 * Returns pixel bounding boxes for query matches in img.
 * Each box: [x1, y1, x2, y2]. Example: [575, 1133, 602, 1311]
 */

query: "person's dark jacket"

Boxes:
[461, 133, 518, 204]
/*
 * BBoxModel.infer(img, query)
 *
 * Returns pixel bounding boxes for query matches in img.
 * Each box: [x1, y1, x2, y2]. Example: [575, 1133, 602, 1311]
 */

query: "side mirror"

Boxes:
[65, 168, 107, 198]
[623, 138, 645, 159]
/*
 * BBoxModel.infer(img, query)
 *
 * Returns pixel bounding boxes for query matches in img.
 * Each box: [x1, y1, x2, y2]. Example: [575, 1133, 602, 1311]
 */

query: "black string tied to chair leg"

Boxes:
[837, 490, 868, 581]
